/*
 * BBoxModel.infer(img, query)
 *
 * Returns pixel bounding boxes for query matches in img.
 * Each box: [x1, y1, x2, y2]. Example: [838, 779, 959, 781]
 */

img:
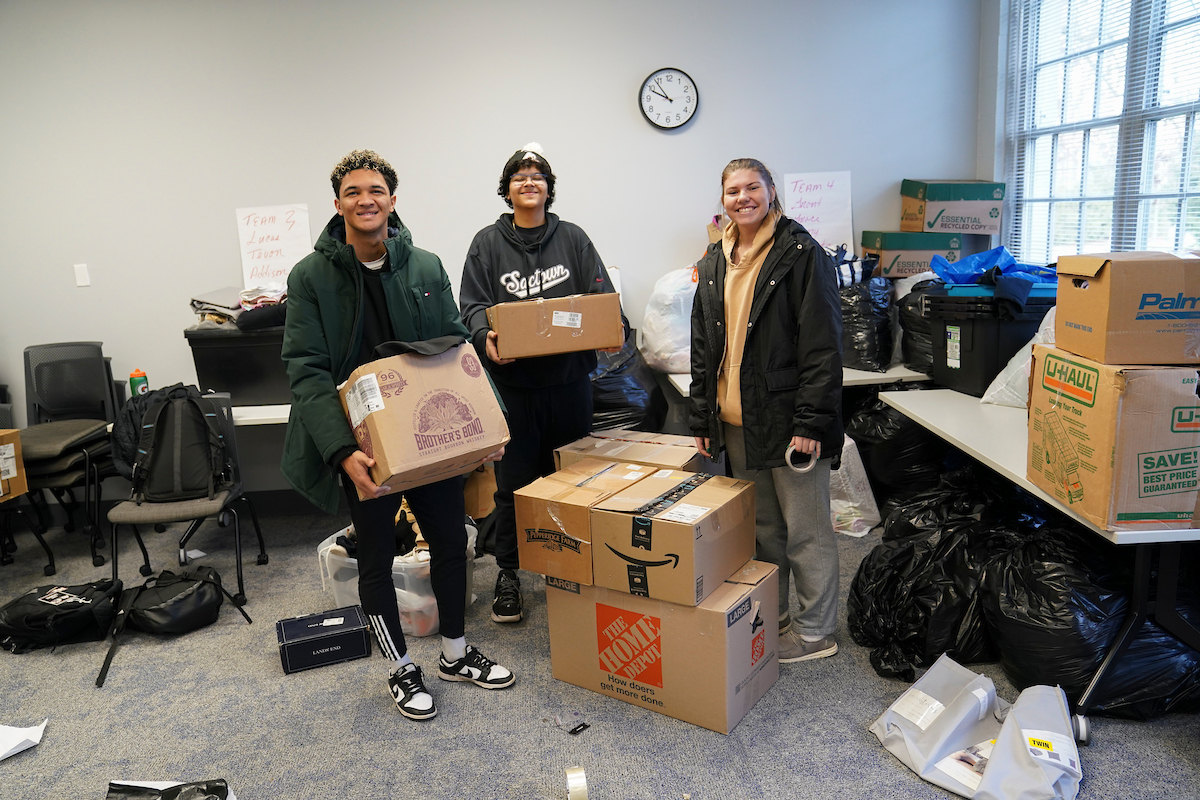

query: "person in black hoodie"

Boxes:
[460, 143, 623, 623]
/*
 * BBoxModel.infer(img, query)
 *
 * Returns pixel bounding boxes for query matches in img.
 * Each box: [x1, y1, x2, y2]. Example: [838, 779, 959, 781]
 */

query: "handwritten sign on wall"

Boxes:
[782, 172, 853, 251]
[235, 204, 311, 289]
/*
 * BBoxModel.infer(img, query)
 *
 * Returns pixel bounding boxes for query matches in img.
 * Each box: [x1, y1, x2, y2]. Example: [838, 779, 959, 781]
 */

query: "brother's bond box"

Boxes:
[860, 231, 963, 277]
[0, 429, 28, 500]
[486, 292, 624, 359]
[337, 343, 510, 498]
[545, 560, 778, 735]
[1027, 344, 1200, 531]
[555, 435, 702, 472]
[276, 605, 371, 674]
[590, 470, 756, 606]
[900, 179, 1006, 235]
[515, 458, 658, 585]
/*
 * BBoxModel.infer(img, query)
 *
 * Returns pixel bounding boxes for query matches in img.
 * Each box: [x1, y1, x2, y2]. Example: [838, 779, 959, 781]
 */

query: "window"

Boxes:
[1004, 0, 1200, 264]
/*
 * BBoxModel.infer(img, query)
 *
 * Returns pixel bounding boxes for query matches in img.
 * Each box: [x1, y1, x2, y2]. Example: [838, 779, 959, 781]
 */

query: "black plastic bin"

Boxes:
[184, 325, 291, 405]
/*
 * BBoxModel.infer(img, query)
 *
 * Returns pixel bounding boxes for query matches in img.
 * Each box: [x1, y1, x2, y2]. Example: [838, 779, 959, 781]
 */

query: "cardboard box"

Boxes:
[545, 560, 779, 735]
[1027, 344, 1200, 530]
[555, 435, 702, 472]
[338, 343, 510, 497]
[515, 458, 658, 584]
[1055, 251, 1200, 364]
[900, 179, 1006, 235]
[464, 463, 496, 520]
[486, 292, 624, 359]
[590, 470, 756, 606]
[860, 231, 963, 277]
[276, 606, 372, 674]
[0, 429, 28, 501]
[590, 429, 696, 448]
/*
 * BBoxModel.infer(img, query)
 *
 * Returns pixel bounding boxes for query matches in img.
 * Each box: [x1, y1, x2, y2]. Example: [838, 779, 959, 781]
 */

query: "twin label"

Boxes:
[1139, 447, 1200, 497]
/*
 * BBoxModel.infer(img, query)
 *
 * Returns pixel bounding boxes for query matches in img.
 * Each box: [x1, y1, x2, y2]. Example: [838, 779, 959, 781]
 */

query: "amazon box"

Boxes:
[590, 470, 756, 606]
[1055, 251, 1200, 364]
[545, 560, 778, 735]
[555, 435, 702, 472]
[0, 429, 28, 500]
[515, 458, 658, 585]
[860, 231, 963, 277]
[338, 343, 510, 498]
[1027, 344, 1200, 531]
[900, 179, 1005, 235]
[486, 292, 624, 359]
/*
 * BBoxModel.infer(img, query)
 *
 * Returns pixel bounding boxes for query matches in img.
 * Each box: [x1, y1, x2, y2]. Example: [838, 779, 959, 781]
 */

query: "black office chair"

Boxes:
[107, 393, 268, 604]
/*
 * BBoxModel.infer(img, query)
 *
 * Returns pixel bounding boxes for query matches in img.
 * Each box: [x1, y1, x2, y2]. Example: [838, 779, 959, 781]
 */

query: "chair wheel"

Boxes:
[257, 554, 269, 566]
[92, 555, 106, 567]
[44, 564, 56, 576]
[154, 524, 167, 533]
[233, 593, 247, 607]
[139, 564, 153, 577]
[1072, 714, 1091, 746]
[1, 554, 13, 566]
[63, 522, 76, 533]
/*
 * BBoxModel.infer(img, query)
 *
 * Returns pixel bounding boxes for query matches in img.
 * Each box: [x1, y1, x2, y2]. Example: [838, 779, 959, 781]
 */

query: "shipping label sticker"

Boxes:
[658, 503, 709, 524]
[946, 325, 961, 369]
[1137, 446, 1200, 498]
[596, 603, 663, 688]
[934, 739, 995, 792]
[0, 443, 15, 480]
[892, 688, 945, 731]
[1024, 729, 1081, 778]
[652, 469, 674, 479]
[552, 310, 583, 329]
[348, 374, 385, 428]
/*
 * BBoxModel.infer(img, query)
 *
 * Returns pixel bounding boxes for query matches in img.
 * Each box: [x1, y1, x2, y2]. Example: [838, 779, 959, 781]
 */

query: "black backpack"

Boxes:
[130, 387, 231, 504]
[0, 579, 123, 654]
[111, 381, 189, 481]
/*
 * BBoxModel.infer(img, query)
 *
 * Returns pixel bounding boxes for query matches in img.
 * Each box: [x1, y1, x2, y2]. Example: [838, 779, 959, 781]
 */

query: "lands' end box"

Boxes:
[277, 606, 371, 674]
[486, 292, 624, 359]
[545, 560, 779, 735]
[1055, 251, 1200, 364]
[1027, 344, 1200, 530]
[900, 179, 1005, 235]
[0, 429, 28, 500]
[337, 342, 510, 498]
[860, 231, 963, 277]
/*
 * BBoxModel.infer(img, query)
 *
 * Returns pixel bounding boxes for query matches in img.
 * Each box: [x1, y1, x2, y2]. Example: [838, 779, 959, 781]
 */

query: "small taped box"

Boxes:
[0, 429, 28, 501]
[486, 292, 624, 359]
[276, 606, 371, 674]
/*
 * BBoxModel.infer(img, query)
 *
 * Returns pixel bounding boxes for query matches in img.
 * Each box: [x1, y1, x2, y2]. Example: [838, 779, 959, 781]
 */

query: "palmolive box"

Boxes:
[860, 231, 963, 277]
[1055, 252, 1200, 364]
[555, 435, 702, 472]
[338, 343, 509, 497]
[0, 429, 28, 500]
[900, 179, 1006, 235]
[486, 292, 624, 359]
[1027, 344, 1200, 530]
[514, 458, 658, 584]
[545, 560, 778, 735]
[590, 470, 756, 606]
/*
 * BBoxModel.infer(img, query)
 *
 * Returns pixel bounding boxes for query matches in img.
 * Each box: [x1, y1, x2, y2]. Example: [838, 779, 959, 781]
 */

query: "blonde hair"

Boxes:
[721, 158, 783, 214]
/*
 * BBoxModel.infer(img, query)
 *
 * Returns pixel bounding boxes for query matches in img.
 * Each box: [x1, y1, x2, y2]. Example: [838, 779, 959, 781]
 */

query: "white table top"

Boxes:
[232, 405, 290, 426]
[879, 389, 1200, 546]
[666, 364, 928, 396]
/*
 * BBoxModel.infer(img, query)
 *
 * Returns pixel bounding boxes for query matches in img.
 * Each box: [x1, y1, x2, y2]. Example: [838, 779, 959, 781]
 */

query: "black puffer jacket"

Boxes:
[688, 215, 844, 469]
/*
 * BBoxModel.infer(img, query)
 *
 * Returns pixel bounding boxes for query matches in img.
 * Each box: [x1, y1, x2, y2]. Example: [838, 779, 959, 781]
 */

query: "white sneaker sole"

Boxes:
[438, 670, 516, 689]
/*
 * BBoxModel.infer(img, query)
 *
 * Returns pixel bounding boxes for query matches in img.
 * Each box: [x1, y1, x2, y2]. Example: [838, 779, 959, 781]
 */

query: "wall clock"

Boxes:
[639, 68, 698, 130]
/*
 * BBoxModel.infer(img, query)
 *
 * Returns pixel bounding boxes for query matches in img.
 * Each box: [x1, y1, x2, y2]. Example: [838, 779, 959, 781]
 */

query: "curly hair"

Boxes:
[331, 149, 398, 197]
[498, 153, 556, 212]
[721, 158, 783, 214]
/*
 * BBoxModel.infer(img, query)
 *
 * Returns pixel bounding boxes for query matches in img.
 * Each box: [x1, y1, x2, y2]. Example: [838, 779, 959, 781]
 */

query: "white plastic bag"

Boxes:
[980, 306, 1056, 409]
[640, 265, 698, 373]
[830, 434, 881, 537]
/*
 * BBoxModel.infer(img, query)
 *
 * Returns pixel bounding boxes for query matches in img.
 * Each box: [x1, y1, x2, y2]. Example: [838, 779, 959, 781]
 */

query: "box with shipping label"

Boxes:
[276, 605, 372, 674]
[555, 435, 702, 472]
[860, 231, 963, 277]
[338, 343, 510, 498]
[486, 292, 624, 359]
[590, 470, 756, 606]
[1027, 344, 1200, 530]
[1055, 251, 1200, 364]
[899, 179, 1006, 235]
[515, 459, 658, 584]
[0, 429, 28, 501]
[545, 560, 779, 735]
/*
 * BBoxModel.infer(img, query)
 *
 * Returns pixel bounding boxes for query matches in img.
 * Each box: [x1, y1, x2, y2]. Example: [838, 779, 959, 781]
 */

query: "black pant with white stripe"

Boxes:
[340, 474, 467, 661]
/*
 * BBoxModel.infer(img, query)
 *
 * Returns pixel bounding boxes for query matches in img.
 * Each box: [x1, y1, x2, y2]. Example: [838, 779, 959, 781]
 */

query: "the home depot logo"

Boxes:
[1172, 407, 1200, 432]
[596, 604, 662, 687]
[1041, 354, 1099, 407]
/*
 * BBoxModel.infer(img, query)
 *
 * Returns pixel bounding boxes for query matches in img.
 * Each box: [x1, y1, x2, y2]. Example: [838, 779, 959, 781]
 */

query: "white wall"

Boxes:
[0, 0, 991, 426]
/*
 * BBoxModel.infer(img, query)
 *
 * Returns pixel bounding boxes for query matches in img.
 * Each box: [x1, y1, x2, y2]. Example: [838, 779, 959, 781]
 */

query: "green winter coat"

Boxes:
[281, 211, 471, 514]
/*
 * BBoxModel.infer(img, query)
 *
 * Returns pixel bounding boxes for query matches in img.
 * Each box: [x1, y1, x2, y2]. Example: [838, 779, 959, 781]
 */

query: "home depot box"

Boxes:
[555, 435, 702, 472]
[276, 605, 372, 674]
[545, 560, 779, 735]
[338, 343, 510, 497]
[591, 470, 756, 606]
[1055, 251, 1200, 364]
[0, 429, 28, 500]
[1027, 344, 1200, 530]
[860, 231, 963, 277]
[515, 458, 658, 584]
[900, 180, 1006, 235]
[486, 292, 624, 359]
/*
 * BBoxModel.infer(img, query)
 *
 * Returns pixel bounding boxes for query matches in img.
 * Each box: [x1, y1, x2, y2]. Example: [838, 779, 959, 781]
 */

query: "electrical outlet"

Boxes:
[74, 263, 90, 287]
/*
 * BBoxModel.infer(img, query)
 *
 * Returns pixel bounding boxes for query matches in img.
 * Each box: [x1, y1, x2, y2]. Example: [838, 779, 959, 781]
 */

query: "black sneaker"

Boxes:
[438, 645, 515, 689]
[492, 568, 523, 623]
[388, 664, 437, 720]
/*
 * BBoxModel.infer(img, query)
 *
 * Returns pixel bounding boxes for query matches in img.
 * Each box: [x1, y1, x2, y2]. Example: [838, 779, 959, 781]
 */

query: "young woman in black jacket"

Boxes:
[689, 158, 844, 662]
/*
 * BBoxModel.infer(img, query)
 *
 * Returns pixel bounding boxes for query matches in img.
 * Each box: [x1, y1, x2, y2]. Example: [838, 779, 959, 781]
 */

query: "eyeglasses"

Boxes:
[510, 173, 548, 185]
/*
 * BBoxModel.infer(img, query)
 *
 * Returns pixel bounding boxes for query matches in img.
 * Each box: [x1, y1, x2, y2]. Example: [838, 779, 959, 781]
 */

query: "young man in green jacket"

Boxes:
[282, 150, 513, 720]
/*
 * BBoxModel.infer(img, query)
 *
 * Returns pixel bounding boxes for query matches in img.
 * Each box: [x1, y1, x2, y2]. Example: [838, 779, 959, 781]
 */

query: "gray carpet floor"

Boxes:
[1, 495, 1198, 799]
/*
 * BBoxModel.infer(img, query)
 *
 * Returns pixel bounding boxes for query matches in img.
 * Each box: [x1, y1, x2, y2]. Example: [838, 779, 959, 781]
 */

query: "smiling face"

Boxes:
[335, 168, 396, 239]
[722, 168, 776, 235]
[506, 167, 549, 214]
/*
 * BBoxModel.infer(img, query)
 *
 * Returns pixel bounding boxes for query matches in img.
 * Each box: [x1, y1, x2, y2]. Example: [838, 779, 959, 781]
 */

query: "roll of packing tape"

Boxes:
[565, 766, 588, 800]
[784, 444, 817, 474]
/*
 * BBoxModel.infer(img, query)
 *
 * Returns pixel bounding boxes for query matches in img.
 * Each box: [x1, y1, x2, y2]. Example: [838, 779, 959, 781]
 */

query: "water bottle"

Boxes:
[129, 368, 149, 396]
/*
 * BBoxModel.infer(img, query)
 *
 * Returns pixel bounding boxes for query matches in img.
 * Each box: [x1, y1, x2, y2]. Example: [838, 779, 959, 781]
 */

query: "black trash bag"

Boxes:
[981, 529, 1200, 719]
[590, 329, 666, 432]
[840, 276, 893, 372]
[106, 780, 229, 799]
[897, 278, 943, 375]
